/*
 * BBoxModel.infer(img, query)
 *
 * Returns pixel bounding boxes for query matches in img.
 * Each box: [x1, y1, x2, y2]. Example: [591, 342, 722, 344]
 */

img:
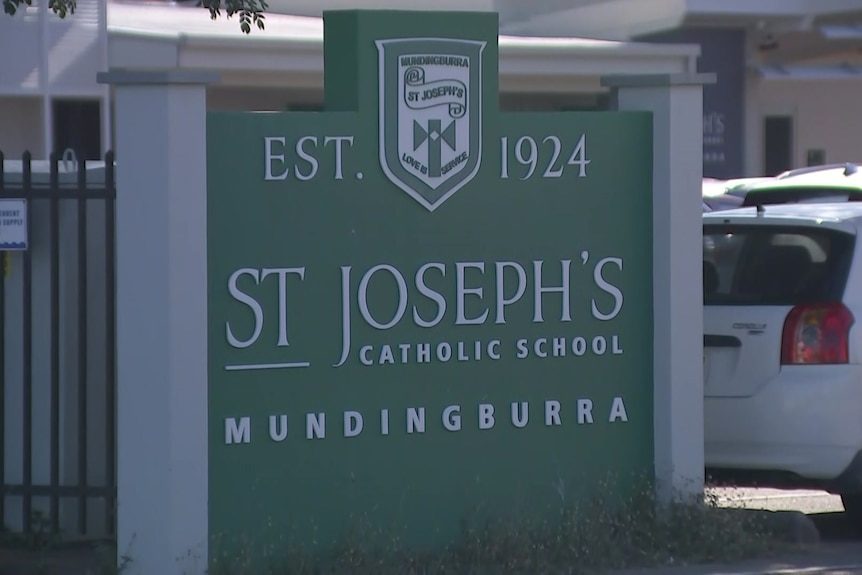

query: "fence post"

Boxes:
[97, 69, 219, 574]
[601, 72, 716, 502]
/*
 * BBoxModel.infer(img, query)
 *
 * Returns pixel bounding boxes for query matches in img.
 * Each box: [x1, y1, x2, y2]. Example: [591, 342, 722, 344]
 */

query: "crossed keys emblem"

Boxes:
[413, 119, 456, 179]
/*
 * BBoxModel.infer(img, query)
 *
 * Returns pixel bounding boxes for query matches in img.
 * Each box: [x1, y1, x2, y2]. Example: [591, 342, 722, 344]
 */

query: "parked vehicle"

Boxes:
[703, 202, 862, 518]
[703, 178, 749, 212]
[723, 177, 773, 199]
[738, 163, 862, 207]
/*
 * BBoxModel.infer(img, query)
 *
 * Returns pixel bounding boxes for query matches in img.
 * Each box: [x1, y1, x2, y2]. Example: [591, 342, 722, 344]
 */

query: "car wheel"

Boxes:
[842, 493, 862, 522]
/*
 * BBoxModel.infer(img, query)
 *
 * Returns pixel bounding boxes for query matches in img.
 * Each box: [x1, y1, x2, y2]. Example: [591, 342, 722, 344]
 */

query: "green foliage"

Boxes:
[200, 0, 267, 33]
[2, 0, 268, 34]
[3, 0, 75, 18]
[0, 511, 61, 551]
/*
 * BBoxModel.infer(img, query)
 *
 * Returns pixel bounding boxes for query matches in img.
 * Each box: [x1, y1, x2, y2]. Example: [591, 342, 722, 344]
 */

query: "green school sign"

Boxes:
[206, 9, 655, 557]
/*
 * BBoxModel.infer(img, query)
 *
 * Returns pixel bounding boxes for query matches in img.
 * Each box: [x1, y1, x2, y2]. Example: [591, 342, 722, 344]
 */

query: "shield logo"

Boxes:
[376, 38, 486, 212]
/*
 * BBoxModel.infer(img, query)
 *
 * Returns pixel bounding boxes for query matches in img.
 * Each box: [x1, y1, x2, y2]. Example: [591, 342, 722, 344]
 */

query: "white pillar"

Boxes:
[601, 73, 716, 501]
[97, 69, 218, 574]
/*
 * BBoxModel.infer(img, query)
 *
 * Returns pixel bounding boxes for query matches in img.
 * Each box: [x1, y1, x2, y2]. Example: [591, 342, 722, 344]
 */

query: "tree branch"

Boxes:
[3, 0, 268, 33]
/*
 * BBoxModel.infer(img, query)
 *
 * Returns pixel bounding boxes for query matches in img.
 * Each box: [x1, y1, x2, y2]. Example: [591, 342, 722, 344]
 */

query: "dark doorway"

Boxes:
[763, 115, 793, 176]
[53, 98, 102, 160]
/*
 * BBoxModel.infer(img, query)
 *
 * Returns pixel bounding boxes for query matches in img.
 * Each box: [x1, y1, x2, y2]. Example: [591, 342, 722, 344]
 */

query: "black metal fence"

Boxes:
[0, 151, 116, 540]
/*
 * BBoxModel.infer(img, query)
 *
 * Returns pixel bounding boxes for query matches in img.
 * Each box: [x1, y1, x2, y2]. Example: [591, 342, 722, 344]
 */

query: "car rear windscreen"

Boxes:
[741, 186, 861, 207]
[703, 225, 856, 305]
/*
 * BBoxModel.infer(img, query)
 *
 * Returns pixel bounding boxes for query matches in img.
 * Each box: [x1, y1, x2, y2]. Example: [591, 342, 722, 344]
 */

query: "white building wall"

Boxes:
[45, 0, 104, 93]
[0, 6, 42, 94]
[0, 98, 45, 158]
[745, 75, 862, 174]
[0, 0, 110, 159]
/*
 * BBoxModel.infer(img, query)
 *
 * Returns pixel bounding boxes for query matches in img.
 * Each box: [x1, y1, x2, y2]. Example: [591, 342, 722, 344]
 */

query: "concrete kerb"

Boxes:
[607, 542, 862, 575]
[596, 508, 828, 575]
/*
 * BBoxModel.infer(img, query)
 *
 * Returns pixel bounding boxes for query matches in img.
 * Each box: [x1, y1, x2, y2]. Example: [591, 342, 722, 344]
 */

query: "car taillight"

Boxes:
[781, 302, 855, 365]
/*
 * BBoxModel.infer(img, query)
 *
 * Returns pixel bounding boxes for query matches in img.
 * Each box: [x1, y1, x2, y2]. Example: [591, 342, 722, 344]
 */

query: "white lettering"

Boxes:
[381, 408, 389, 436]
[306, 413, 325, 439]
[324, 136, 354, 180]
[358, 264, 408, 330]
[552, 337, 566, 357]
[442, 405, 461, 431]
[260, 267, 305, 347]
[516, 339, 529, 358]
[533, 260, 572, 323]
[609, 397, 628, 422]
[572, 337, 586, 356]
[436, 342, 452, 362]
[592, 336, 606, 355]
[592, 257, 624, 321]
[577, 399, 593, 424]
[511, 402, 528, 428]
[264, 136, 288, 180]
[457, 341, 469, 361]
[226, 269, 264, 349]
[417, 343, 431, 363]
[534, 338, 548, 358]
[479, 403, 495, 430]
[456, 262, 489, 325]
[495, 261, 527, 324]
[407, 407, 426, 433]
[294, 136, 319, 181]
[545, 400, 561, 426]
[413, 263, 447, 328]
[359, 345, 373, 366]
[225, 417, 251, 444]
[344, 411, 363, 437]
[488, 340, 501, 360]
[334, 266, 352, 368]
[379, 345, 395, 364]
[269, 415, 288, 442]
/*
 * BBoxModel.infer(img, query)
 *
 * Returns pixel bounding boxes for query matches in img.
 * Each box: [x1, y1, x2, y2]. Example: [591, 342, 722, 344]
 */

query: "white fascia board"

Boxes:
[107, 3, 697, 93]
[166, 33, 695, 91]
[686, 0, 862, 17]
[499, 0, 686, 41]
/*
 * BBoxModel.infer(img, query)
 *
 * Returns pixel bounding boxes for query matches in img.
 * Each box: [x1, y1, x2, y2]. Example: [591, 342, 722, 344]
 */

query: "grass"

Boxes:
[0, 479, 800, 575]
[207, 478, 787, 575]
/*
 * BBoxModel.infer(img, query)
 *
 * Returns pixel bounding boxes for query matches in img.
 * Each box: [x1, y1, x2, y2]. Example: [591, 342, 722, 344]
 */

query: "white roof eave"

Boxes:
[106, 2, 698, 88]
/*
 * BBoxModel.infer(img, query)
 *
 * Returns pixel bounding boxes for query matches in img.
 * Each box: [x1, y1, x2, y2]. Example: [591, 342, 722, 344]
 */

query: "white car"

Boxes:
[703, 202, 862, 517]
[739, 163, 862, 208]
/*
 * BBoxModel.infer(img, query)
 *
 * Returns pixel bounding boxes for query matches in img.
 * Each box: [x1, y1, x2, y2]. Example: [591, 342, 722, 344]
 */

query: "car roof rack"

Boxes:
[777, 162, 860, 179]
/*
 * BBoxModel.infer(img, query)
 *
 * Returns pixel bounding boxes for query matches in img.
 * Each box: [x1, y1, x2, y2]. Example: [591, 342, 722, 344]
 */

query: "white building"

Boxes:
[1, 0, 861, 178]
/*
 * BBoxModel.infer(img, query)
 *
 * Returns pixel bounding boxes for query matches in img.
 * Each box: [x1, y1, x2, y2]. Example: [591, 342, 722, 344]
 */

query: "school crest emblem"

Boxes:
[376, 38, 486, 211]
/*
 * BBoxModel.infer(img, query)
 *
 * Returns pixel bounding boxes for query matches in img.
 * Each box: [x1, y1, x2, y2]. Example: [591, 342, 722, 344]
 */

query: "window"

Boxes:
[703, 225, 855, 305]
[741, 186, 862, 207]
[764, 115, 792, 176]
[53, 98, 102, 160]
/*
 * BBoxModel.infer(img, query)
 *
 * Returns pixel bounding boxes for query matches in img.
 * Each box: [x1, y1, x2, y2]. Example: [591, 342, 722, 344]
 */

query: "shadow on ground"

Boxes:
[813, 511, 862, 541]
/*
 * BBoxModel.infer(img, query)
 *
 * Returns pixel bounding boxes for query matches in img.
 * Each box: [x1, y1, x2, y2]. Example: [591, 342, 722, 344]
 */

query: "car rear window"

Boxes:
[703, 225, 856, 305]
[741, 186, 861, 207]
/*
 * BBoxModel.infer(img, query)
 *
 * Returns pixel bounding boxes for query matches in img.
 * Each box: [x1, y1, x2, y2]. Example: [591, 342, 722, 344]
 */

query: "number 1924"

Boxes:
[500, 134, 590, 180]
